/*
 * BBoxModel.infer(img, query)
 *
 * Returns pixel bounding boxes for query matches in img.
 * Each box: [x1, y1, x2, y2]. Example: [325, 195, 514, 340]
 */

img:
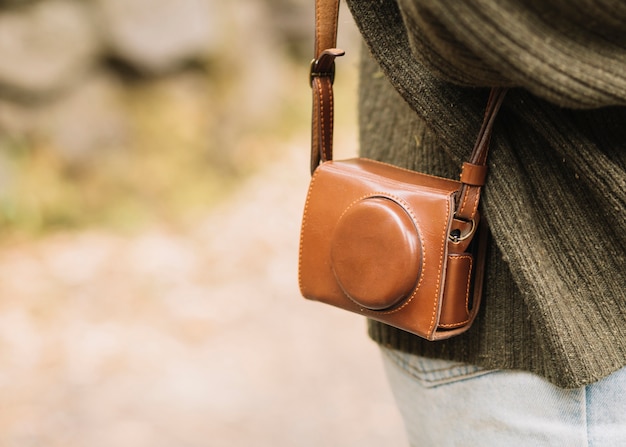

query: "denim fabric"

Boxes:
[381, 347, 626, 447]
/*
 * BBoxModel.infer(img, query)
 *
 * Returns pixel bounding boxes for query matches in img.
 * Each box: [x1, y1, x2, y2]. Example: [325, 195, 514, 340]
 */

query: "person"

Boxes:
[342, 0, 626, 445]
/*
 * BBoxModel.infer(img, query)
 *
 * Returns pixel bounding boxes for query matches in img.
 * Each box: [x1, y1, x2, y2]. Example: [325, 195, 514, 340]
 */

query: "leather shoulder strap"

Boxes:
[309, 0, 343, 173]
[309, 1, 508, 224]
[455, 87, 508, 221]
[314, 0, 340, 58]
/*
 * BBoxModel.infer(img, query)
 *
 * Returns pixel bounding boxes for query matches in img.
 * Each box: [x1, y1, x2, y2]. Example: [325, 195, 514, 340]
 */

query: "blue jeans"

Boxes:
[381, 347, 626, 447]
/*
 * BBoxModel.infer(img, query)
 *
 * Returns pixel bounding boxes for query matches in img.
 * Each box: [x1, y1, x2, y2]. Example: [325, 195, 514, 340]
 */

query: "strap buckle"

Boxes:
[310, 59, 335, 85]
[449, 218, 477, 243]
[309, 48, 345, 85]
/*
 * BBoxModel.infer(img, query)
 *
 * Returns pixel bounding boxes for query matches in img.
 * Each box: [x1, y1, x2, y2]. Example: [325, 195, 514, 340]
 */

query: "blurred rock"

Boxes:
[217, 2, 288, 127]
[0, 0, 38, 10]
[95, 0, 220, 74]
[0, 98, 32, 136]
[270, 0, 313, 58]
[37, 74, 129, 162]
[0, 0, 343, 193]
[0, 74, 128, 162]
[0, 0, 100, 97]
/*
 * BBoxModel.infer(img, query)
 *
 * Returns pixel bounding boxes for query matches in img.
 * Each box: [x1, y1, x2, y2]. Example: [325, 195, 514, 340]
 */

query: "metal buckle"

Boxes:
[309, 48, 344, 85]
[309, 58, 336, 85]
[449, 218, 477, 243]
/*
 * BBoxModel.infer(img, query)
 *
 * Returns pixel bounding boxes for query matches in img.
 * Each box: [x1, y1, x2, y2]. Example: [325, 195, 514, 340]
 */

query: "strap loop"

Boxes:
[460, 162, 488, 186]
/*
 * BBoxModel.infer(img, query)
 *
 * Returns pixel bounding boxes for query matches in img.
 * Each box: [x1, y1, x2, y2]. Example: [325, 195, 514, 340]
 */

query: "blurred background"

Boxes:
[0, 0, 408, 445]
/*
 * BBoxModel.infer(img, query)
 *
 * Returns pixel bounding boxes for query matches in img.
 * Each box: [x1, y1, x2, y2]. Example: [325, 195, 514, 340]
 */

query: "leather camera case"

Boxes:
[299, 158, 486, 340]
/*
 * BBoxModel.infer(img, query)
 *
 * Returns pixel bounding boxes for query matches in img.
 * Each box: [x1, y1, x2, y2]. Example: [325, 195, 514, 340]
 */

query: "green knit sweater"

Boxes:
[345, 0, 626, 388]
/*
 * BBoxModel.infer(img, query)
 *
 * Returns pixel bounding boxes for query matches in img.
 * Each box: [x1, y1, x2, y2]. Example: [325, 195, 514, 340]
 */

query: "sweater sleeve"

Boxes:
[396, 0, 626, 109]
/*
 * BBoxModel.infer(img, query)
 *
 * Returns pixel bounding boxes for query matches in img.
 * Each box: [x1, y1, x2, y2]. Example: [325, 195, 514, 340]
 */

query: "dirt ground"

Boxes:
[0, 137, 408, 446]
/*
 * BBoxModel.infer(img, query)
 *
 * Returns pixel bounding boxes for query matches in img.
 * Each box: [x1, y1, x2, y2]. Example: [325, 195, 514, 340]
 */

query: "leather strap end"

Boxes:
[460, 162, 488, 186]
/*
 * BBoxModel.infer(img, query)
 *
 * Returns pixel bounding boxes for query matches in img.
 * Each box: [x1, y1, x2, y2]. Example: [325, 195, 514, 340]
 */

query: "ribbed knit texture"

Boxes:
[345, 0, 626, 388]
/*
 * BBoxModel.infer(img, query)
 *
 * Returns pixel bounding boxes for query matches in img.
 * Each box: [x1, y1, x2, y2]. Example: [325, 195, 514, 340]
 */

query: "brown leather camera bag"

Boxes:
[298, 0, 507, 340]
